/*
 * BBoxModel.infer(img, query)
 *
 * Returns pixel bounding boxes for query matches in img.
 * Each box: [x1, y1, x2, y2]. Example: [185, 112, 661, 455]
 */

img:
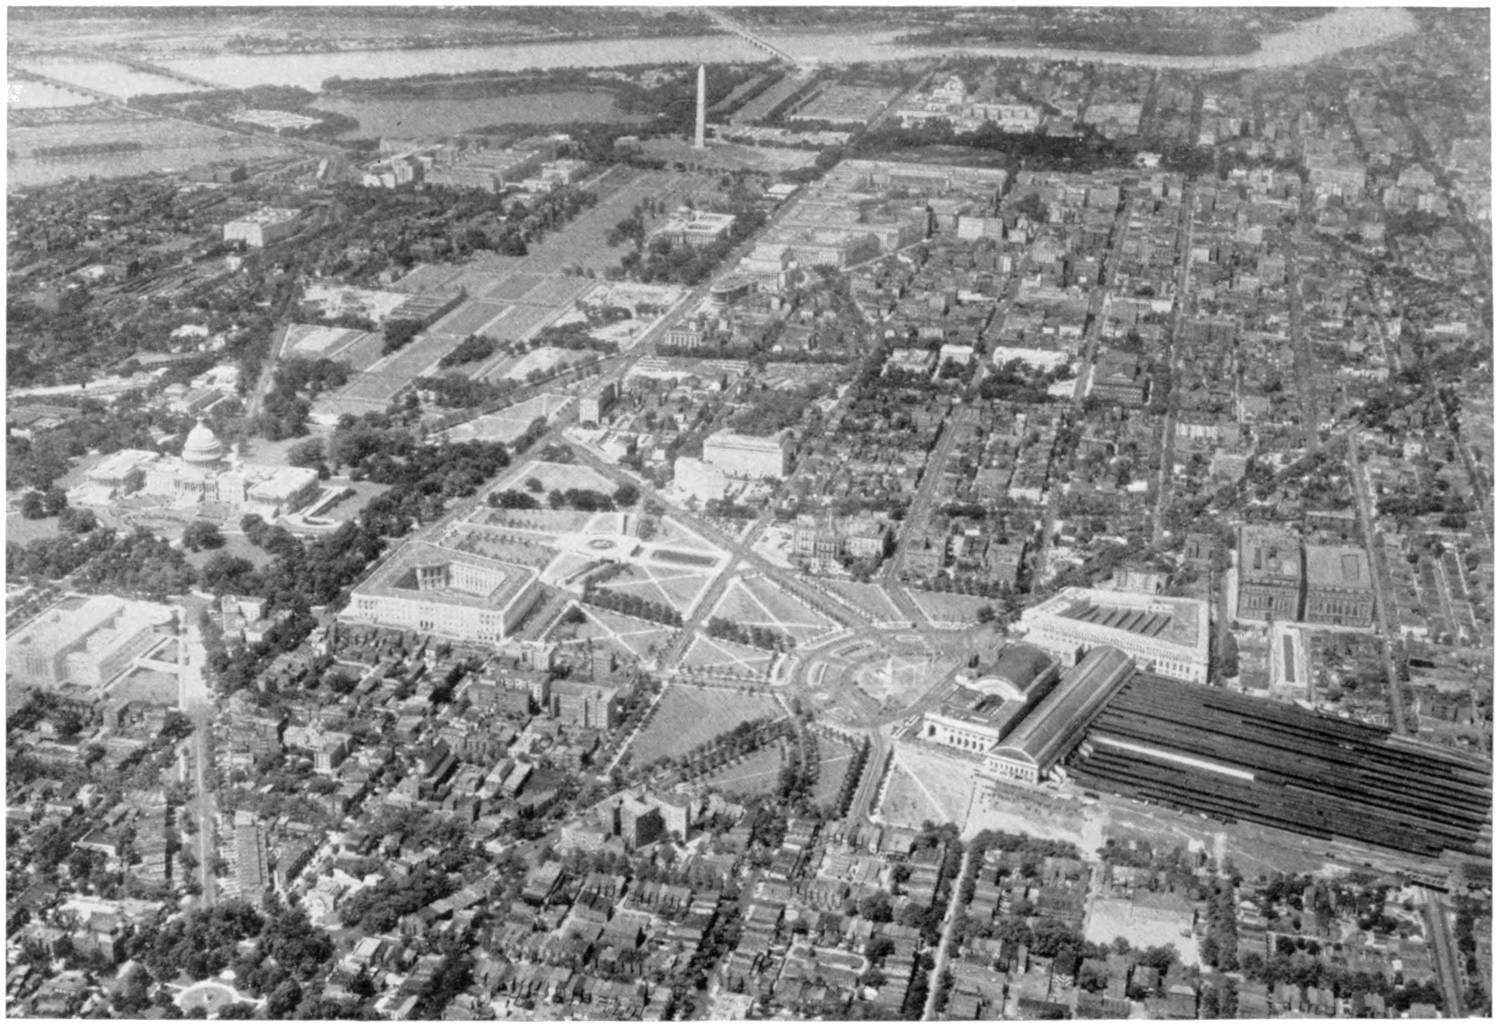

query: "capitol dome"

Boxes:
[181, 418, 224, 466]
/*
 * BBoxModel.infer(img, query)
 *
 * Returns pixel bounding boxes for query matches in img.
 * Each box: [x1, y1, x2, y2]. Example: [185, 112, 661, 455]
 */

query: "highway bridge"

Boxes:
[703, 9, 800, 66]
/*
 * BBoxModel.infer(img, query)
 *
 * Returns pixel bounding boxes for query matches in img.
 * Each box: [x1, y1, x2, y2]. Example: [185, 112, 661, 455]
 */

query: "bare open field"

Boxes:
[1083, 897, 1200, 966]
[629, 684, 780, 763]
[878, 742, 974, 830]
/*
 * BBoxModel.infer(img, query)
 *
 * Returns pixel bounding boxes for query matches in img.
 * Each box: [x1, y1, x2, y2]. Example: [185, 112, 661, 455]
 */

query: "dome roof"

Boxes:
[971, 643, 1058, 700]
[181, 419, 224, 465]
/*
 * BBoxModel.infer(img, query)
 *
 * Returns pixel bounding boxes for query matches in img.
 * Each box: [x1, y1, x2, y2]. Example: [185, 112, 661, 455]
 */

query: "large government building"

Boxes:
[1237, 524, 1303, 621]
[1303, 544, 1375, 627]
[921, 644, 1061, 754]
[68, 419, 320, 520]
[343, 541, 541, 643]
[1019, 587, 1210, 683]
[7, 595, 171, 693]
[701, 430, 792, 480]
[982, 646, 1136, 785]
[1234, 525, 1374, 627]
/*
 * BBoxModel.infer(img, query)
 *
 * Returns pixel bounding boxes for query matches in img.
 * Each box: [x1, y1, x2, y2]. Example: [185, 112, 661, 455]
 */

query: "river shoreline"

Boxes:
[10, 8, 1418, 103]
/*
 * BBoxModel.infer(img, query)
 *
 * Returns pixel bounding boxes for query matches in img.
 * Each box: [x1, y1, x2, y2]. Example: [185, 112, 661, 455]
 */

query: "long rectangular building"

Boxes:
[981, 646, 1135, 785]
[701, 430, 792, 480]
[1019, 587, 1209, 683]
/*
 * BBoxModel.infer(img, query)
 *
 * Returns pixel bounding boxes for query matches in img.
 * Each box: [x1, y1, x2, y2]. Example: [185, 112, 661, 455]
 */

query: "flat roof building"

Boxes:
[7, 595, 169, 694]
[652, 208, 737, 247]
[1020, 587, 1209, 684]
[1304, 545, 1374, 628]
[701, 430, 791, 481]
[1237, 524, 1303, 622]
[343, 541, 541, 643]
[222, 207, 300, 248]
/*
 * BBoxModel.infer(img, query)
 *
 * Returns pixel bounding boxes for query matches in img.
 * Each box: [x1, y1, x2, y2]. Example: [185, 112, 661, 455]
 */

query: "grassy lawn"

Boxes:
[5, 511, 62, 546]
[809, 734, 858, 807]
[908, 588, 997, 627]
[629, 684, 779, 763]
[699, 742, 788, 798]
[182, 530, 273, 570]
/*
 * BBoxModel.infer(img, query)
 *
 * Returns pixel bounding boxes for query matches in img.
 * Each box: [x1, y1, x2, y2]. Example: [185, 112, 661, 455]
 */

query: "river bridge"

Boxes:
[10, 67, 123, 104]
[703, 9, 801, 66]
[78, 49, 225, 91]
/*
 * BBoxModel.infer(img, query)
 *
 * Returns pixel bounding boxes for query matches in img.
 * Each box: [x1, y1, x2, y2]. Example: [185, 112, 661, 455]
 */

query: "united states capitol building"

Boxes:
[67, 418, 320, 520]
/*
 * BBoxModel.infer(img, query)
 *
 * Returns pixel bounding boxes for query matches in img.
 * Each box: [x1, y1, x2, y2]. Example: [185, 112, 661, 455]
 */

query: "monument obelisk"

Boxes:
[694, 65, 707, 149]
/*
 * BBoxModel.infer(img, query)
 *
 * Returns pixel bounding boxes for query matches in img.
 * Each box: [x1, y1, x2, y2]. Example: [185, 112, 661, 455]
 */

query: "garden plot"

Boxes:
[573, 606, 676, 663]
[483, 272, 548, 302]
[711, 574, 838, 645]
[432, 298, 511, 337]
[821, 580, 909, 626]
[604, 563, 714, 618]
[681, 633, 776, 677]
[628, 684, 780, 764]
[438, 254, 526, 292]
[522, 275, 595, 308]
[283, 323, 372, 360]
[391, 263, 467, 293]
[908, 589, 997, 629]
